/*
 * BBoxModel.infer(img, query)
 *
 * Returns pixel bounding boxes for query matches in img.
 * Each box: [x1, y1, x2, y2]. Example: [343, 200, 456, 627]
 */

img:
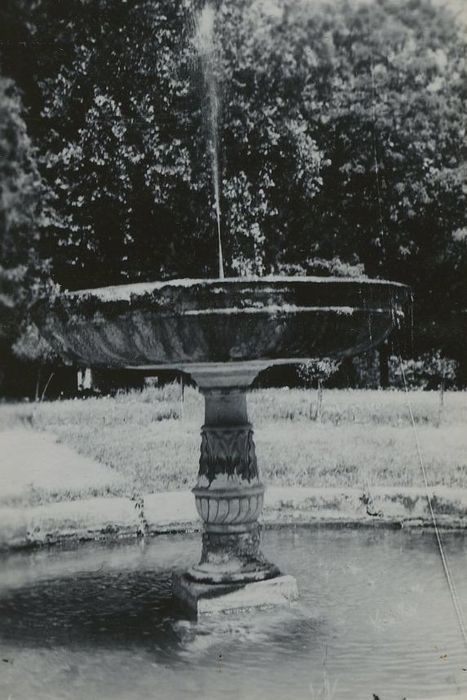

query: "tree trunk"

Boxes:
[437, 377, 445, 427]
[379, 341, 390, 389]
[316, 378, 323, 422]
[179, 374, 184, 419]
[40, 372, 55, 402]
[35, 365, 42, 402]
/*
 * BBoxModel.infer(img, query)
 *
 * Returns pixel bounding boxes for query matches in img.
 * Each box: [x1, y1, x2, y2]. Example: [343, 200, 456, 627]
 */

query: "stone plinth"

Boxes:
[173, 573, 298, 616]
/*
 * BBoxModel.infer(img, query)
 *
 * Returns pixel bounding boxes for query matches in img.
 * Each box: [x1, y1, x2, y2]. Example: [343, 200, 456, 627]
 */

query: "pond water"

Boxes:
[0, 527, 466, 700]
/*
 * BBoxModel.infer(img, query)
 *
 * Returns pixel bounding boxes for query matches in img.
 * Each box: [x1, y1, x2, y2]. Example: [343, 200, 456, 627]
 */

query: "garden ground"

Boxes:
[1, 386, 467, 548]
[0, 385, 466, 507]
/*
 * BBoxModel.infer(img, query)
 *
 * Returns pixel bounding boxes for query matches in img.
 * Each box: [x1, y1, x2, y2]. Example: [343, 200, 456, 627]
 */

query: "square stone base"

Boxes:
[173, 573, 298, 616]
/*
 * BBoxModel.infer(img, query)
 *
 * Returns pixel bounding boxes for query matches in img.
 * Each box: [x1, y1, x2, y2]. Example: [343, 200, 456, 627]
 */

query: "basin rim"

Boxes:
[66, 275, 410, 303]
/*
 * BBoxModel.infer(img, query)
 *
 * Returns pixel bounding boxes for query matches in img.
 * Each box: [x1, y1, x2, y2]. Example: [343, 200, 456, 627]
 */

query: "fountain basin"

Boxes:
[1, 529, 466, 700]
[36, 276, 410, 373]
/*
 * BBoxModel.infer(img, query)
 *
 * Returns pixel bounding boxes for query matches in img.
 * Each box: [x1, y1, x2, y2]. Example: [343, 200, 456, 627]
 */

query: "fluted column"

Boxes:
[188, 387, 279, 584]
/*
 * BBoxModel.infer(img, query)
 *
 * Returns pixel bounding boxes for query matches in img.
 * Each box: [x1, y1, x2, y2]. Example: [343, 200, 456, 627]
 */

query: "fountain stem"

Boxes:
[188, 387, 278, 583]
[173, 378, 299, 614]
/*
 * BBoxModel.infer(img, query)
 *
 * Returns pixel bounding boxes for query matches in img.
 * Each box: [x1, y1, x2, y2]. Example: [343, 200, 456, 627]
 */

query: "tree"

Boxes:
[217, 0, 467, 370]
[1, 0, 217, 289]
[0, 76, 51, 354]
[297, 358, 341, 420]
[219, 0, 467, 285]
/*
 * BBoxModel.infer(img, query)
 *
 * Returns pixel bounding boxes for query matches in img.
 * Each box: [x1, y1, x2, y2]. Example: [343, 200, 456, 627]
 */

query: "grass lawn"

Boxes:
[1, 385, 466, 501]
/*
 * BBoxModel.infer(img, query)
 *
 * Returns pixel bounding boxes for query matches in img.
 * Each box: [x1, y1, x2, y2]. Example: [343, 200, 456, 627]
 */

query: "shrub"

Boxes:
[389, 350, 458, 390]
[297, 358, 341, 387]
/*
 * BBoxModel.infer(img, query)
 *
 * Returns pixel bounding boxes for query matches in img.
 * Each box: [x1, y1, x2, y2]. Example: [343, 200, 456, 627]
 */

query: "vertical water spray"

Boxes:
[194, 2, 224, 279]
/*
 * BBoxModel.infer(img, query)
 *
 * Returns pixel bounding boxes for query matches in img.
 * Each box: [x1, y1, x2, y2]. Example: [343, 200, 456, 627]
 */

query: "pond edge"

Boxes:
[1, 486, 467, 551]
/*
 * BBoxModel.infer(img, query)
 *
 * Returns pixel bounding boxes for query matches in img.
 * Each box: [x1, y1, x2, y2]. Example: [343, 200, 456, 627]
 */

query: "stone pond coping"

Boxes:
[1, 485, 467, 550]
[406, 696, 467, 700]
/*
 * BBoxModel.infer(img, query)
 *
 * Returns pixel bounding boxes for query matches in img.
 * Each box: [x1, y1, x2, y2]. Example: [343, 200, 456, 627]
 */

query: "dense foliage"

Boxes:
[389, 350, 459, 389]
[0, 0, 466, 373]
[0, 76, 52, 362]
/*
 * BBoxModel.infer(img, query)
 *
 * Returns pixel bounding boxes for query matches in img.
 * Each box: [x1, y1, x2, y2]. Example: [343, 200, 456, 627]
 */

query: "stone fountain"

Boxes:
[33, 0, 411, 616]
[35, 275, 410, 614]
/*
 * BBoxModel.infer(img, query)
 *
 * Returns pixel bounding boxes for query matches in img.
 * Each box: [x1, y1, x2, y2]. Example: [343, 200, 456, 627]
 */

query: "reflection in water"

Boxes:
[172, 602, 324, 660]
[0, 528, 466, 700]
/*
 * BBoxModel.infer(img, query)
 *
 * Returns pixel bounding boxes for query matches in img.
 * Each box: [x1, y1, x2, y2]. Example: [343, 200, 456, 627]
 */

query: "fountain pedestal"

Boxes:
[173, 369, 298, 614]
[35, 277, 410, 616]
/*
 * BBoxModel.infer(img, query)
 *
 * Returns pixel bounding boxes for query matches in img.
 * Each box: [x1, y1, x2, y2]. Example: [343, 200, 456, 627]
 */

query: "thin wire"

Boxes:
[398, 354, 467, 650]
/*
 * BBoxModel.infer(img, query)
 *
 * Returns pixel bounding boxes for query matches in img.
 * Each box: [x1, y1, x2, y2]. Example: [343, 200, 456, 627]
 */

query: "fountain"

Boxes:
[33, 2, 411, 615]
[35, 276, 410, 613]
